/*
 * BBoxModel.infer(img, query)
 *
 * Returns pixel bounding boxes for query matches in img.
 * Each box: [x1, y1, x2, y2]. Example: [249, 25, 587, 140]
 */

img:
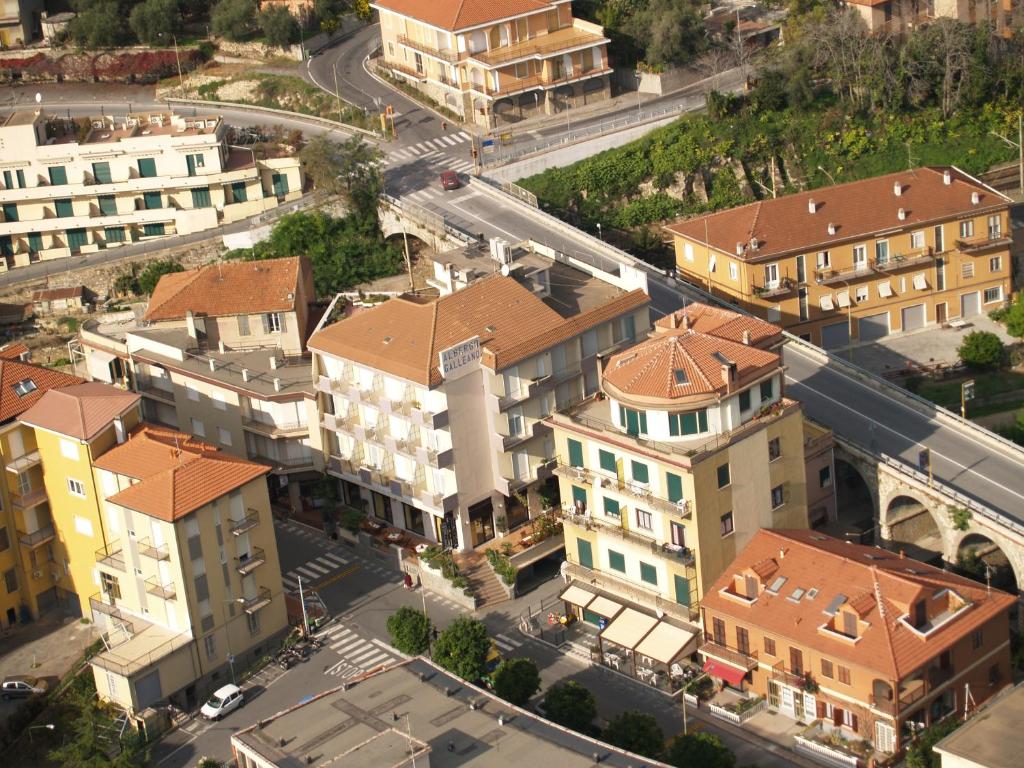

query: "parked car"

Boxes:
[440, 170, 461, 190]
[200, 684, 244, 720]
[1, 675, 48, 700]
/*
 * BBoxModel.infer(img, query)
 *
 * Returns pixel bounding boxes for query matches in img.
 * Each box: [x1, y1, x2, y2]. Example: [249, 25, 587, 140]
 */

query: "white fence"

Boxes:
[707, 697, 766, 725]
[794, 735, 862, 768]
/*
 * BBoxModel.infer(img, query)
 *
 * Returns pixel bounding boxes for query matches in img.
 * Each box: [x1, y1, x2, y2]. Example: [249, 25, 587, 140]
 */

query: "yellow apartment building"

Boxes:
[19, 383, 287, 714]
[549, 303, 822, 623]
[372, 0, 612, 127]
[666, 167, 1013, 350]
[0, 0, 41, 46]
[844, 0, 1018, 37]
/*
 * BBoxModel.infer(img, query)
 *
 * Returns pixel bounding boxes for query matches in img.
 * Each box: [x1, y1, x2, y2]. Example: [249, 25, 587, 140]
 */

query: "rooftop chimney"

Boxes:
[218, 340, 226, 353]
[242, 368, 250, 382]
[779, 548, 786, 559]
[971, 191, 981, 205]
[827, 223, 836, 236]
[681, 312, 690, 331]
[666, 312, 679, 330]
[735, 242, 744, 256]
[185, 310, 198, 343]
[897, 208, 906, 221]
[893, 182, 903, 197]
[270, 356, 278, 370]
[209, 358, 217, 372]
[742, 330, 751, 345]
[274, 377, 281, 392]
[808, 198, 817, 214]
[943, 169, 952, 186]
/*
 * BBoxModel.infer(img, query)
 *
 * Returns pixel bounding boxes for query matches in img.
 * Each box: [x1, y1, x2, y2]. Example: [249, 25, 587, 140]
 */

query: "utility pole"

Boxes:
[402, 222, 413, 290]
[298, 574, 310, 638]
[333, 64, 344, 124]
[989, 113, 1024, 197]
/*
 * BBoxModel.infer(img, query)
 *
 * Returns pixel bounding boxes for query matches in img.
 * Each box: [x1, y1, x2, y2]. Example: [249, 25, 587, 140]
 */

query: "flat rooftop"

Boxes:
[233, 658, 669, 768]
[3, 110, 38, 127]
[934, 683, 1024, 768]
[91, 614, 193, 677]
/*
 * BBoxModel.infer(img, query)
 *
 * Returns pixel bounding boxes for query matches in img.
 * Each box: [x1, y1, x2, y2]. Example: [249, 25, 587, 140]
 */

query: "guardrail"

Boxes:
[167, 98, 380, 140]
[380, 193, 479, 246]
[502, 181, 538, 207]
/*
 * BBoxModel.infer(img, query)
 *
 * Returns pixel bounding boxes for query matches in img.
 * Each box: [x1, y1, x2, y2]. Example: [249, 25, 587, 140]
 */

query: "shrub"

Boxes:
[665, 732, 735, 768]
[542, 681, 597, 733]
[602, 711, 665, 758]
[259, 6, 299, 48]
[492, 658, 540, 706]
[958, 331, 1006, 370]
[432, 617, 491, 682]
[137, 259, 184, 295]
[211, 0, 257, 41]
[485, 548, 516, 586]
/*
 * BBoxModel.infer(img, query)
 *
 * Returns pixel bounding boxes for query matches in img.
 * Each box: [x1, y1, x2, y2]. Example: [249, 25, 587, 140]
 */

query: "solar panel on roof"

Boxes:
[824, 594, 847, 616]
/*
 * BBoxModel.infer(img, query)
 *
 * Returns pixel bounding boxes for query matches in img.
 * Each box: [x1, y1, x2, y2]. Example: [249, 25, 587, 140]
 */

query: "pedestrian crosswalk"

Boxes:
[384, 131, 474, 168]
[281, 550, 351, 592]
[492, 632, 524, 654]
[317, 623, 404, 678]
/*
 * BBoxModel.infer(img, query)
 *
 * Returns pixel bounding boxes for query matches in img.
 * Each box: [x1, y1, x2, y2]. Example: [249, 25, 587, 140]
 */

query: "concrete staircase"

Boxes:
[458, 555, 508, 609]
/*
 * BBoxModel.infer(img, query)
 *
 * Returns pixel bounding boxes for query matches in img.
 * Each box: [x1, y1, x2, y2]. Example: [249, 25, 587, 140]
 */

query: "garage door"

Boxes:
[821, 321, 850, 349]
[859, 312, 890, 343]
[134, 669, 163, 709]
[961, 291, 981, 318]
[901, 304, 926, 332]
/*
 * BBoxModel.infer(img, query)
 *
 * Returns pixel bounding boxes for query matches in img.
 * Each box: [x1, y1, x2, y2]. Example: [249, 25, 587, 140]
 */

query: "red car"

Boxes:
[440, 170, 461, 190]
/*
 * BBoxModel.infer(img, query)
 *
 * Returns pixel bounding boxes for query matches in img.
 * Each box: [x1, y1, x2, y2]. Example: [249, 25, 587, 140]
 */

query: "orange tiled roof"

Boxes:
[656, 302, 781, 349]
[664, 167, 1011, 262]
[0, 359, 81, 423]
[371, 0, 553, 31]
[97, 424, 269, 522]
[144, 256, 304, 322]
[19, 382, 138, 440]
[0, 343, 30, 361]
[701, 529, 1016, 679]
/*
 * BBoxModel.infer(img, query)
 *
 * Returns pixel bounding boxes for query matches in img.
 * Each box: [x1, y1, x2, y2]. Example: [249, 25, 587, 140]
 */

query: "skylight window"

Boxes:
[766, 576, 787, 594]
[788, 588, 806, 603]
[673, 369, 689, 385]
[13, 379, 37, 397]
[806, 588, 819, 600]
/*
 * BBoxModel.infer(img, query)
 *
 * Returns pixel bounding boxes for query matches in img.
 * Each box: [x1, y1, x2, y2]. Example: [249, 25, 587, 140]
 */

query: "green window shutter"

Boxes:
[137, 158, 156, 177]
[602, 497, 620, 517]
[48, 166, 67, 185]
[231, 181, 248, 203]
[16, 170, 25, 188]
[191, 187, 212, 208]
[599, 449, 616, 473]
[674, 574, 691, 606]
[640, 562, 657, 585]
[669, 413, 680, 437]
[92, 162, 112, 184]
[717, 463, 731, 488]
[0, 236, 11, 257]
[55, 198, 73, 217]
[666, 472, 683, 503]
[186, 154, 197, 176]
[639, 410, 647, 433]
[739, 389, 751, 411]
[2, 203, 17, 222]
[104, 227, 125, 243]
[608, 550, 625, 573]
[577, 539, 593, 569]
[27, 233, 42, 253]
[143, 223, 166, 237]
[272, 173, 288, 197]
[2, 171, 10, 188]
[631, 460, 649, 484]
[681, 412, 697, 434]
[761, 380, 772, 401]
[143, 191, 162, 210]
[66, 229, 87, 251]
[98, 195, 117, 215]
[571, 485, 587, 508]
[567, 438, 584, 468]
[698, 410, 708, 432]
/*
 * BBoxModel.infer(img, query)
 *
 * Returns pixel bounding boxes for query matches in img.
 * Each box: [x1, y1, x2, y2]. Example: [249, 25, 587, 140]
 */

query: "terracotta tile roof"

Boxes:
[144, 256, 304, 322]
[664, 167, 1012, 261]
[702, 530, 1016, 679]
[31, 285, 87, 302]
[97, 424, 269, 522]
[19, 382, 139, 440]
[656, 302, 781, 349]
[309, 275, 647, 387]
[371, 0, 553, 31]
[0, 360, 82, 424]
[0, 343, 30, 360]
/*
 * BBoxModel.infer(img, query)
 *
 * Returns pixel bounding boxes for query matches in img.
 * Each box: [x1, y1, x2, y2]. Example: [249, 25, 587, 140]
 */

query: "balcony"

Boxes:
[96, 541, 125, 571]
[771, 661, 808, 689]
[229, 509, 261, 535]
[815, 262, 876, 285]
[248, 451, 316, 472]
[553, 462, 691, 518]
[397, 34, 462, 63]
[18, 523, 55, 549]
[5, 450, 41, 474]
[235, 546, 266, 576]
[469, 66, 613, 98]
[135, 375, 175, 403]
[385, 59, 428, 81]
[503, 420, 544, 451]
[699, 639, 759, 671]
[137, 537, 170, 560]
[873, 246, 935, 272]
[241, 586, 273, 614]
[144, 576, 176, 600]
[11, 486, 47, 509]
[242, 416, 308, 438]
[89, 592, 123, 622]
[956, 233, 1013, 254]
[470, 29, 608, 67]
[408, 404, 449, 430]
[752, 276, 796, 298]
[497, 374, 550, 410]
[898, 677, 927, 707]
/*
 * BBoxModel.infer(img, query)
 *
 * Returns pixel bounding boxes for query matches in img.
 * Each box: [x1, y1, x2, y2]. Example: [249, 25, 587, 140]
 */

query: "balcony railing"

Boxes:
[144, 576, 176, 600]
[561, 509, 696, 565]
[248, 451, 316, 471]
[18, 523, 55, 549]
[229, 509, 261, 535]
[815, 263, 875, 285]
[5, 450, 41, 474]
[771, 662, 807, 689]
[956, 233, 1013, 253]
[235, 546, 266, 576]
[135, 375, 175, 402]
[470, 31, 606, 67]
[553, 462, 691, 518]
[384, 60, 427, 81]
[12, 486, 47, 509]
[96, 541, 125, 570]
[699, 639, 759, 671]
[397, 34, 462, 63]
[137, 537, 170, 560]
[752, 276, 796, 298]
[242, 416, 308, 438]
[872, 246, 935, 272]
[465, 66, 613, 98]
[241, 586, 272, 614]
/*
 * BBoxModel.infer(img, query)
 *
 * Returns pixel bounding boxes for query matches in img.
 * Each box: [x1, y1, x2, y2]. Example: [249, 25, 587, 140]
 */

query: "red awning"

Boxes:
[703, 659, 747, 687]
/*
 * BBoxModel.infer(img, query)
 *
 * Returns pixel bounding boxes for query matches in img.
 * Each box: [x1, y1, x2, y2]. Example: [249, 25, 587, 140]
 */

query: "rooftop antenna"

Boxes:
[405, 714, 418, 768]
[906, 143, 918, 173]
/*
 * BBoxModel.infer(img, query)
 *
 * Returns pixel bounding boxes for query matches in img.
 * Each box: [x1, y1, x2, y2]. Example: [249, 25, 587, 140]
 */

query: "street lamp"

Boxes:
[596, 222, 602, 240]
[28, 724, 55, 743]
[222, 598, 247, 685]
[634, 71, 642, 114]
[158, 33, 184, 95]
[816, 165, 836, 186]
[961, 379, 975, 419]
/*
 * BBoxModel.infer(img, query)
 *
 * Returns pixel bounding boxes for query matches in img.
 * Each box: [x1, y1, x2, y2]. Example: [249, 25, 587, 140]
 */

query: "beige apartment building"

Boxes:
[843, 0, 1019, 36]
[372, 0, 612, 127]
[0, 0, 41, 45]
[549, 303, 826, 624]
[666, 167, 1013, 350]
[74, 256, 324, 512]
[19, 383, 287, 715]
[0, 110, 303, 268]
[309, 250, 650, 551]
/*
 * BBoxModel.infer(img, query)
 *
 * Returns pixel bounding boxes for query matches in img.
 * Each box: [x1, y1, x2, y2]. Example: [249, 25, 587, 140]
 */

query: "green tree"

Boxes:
[137, 259, 185, 295]
[665, 732, 736, 768]
[386, 606, 432, 656]
[49, 706, 149, 767]
[69, 0, 129, 48]
[128, 0, 181, 45]
[601, 711, 665, 759]
[211, 0, 257, 41]
[906, 717, 962, 768]
[492, 658, 541, 707]
[958, 331, 1006, 370]
[996, 294, 1024, 337]
[431, 617, 491, 681]
[643, 0, 706, 69]
[353, 0, 371, 22]
[259, 5, 300, 47]
[542, 681, 597, 733]
[299, 135, 384, 225]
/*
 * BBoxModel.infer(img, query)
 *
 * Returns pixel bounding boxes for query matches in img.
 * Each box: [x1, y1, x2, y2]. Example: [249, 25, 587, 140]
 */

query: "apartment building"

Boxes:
[843, 0, 1018, 36]
[310, 262, 649, 552]
[372, 0, 612, 127]
[19, 383, 287, 714]
[0, 110, 303, 268]
[0, 0, 41, 45]
[700, 529, 1014, 757]
[74, 256, 324, 512]
[549, 303, 819, 622]
[666, 167, 1013, 349]
[0, 347, 82, 626]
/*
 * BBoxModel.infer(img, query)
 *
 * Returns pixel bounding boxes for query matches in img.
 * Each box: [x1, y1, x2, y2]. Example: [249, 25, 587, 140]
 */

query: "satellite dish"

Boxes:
[34, 92, 41, 104]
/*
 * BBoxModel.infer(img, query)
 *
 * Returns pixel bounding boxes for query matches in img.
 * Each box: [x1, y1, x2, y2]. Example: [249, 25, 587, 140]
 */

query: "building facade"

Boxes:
[0, 0, 41, 46]
[19, 384, 287, 715]
[700, 529, 1014, 757]
[549, 303, 818, 621]
[372, 0, 612, 127]
[0, 110, 303, 268]
[843, 0, 1019, 37]
[666, 167, 1013, 350]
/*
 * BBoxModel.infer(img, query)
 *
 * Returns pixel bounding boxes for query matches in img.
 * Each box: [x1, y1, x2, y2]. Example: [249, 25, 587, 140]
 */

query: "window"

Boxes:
[571, 485, 587, 511]
[819, 466, 832, 487]
[60, 438, 79, 460]
[875, 240, 889, 265]
[739, 389, 751, 412]
[218, 427, 232, 447]
[237, 314, 250, 337]
[98, 195, 117, 215]
[272, 172, 289, 198]
[764, 263, 779, 288]
[55, 198, 73, 217]
[598, 449, 616, 473]
[3, 568, 16, 594]
[712, 617, 726, 645]
[666, 473, 683, 503]
[821, 659, 834, 679]
[670, 522, 685, 546]
[92, 161, 112, 184]
[789, 647, 804, 676]
[636, 508, 653, 530]
[190, 418, 205, 437]
[729, 262, 738, 281]
[212, 390, 227, 411]
[959, 219, 974, 238]
[987, 214, 1000, 238]
[720, 511, 734, 537]
[48, 166, 68, 185]
[143, 223, 165, 237]
[855, 286, 869, 303]
[67, 478, 86, 497]
[763, 637, 776, 656]
[817, 251, 830, 269]
[631, 460, 649, 485]
[608, 549, 626, 572]
[962, 261, 975, 279]
[717, 463, 730, 488]
[639, 561, 657, 585]
[837, 665, 851, 685]
[2, 203, 17, 222]
[619, 406, 647, 436]
[104, 227, 125, 243]
[247, 611, 261, 636]
[988, 663, 1001, 686]
[910, 231, 925, 249]
[669, 410, 709, 436]
[760, 379, 773, 402]
[143, 191, 162, 210]
[185, 383, 200, 402]
[972, 629, 983, 650]
[736, 626, 750, 655]
[507, 408, 524, 437]
[186, 153, 205, 175]
[771, 485, 785, 509]
[0, 527, 6, 552]
[28, 232, 42, 253]
[67, 228, 87, 251]
[204, 635, 216, 661]
[191, 187, 212, 208]
[100, 572, 120, 599]
[137, 158, 157, 178]
[684, 243, 694, 262]
[567, 438, 584, 468]
[852, 245, 866, 267]
[984, 286, 1003, 304]
[768, 437, 781, 461]
[264, 312, 282, 333]
[603, 497, 620, 517]
[230, 180, 248, 203]
[989, 256, 1002, 272]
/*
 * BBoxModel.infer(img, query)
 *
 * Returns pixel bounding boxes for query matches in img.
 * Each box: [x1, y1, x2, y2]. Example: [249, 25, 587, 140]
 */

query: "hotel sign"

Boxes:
[439, 337, 481, 381]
